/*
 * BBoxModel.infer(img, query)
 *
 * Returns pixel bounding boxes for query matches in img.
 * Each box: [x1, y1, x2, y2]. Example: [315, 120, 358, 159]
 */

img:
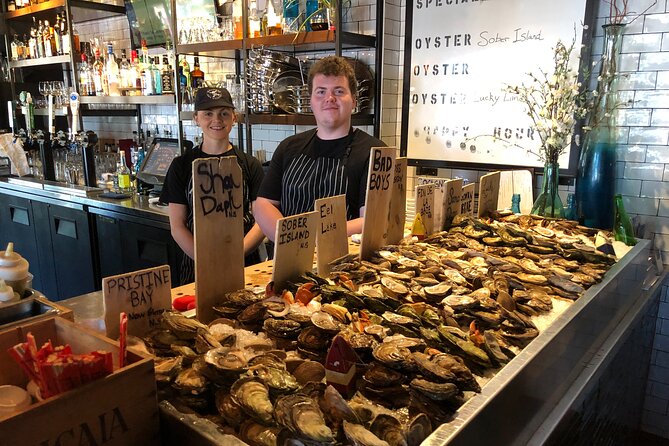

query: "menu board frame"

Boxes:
[400, 0, 597, 176]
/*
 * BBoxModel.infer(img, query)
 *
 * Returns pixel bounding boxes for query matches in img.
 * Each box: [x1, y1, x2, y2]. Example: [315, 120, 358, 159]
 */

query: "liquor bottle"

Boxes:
[161, 55, 174, 94]
[106, 43, 121, 96]
[35, 19, 44, 58]
[613, 194, 637, 246]
[151, 57, 163, 95]
[7, 0, 16, 11]
[72, 28, 80, 57]
[266, 0, 283, 35]
[119, 49, 131, 89]
[305, 0, 318, 30]
[190, 56, 204, 88]
[10, 35, 19, 61]
[141, 57, 155, 96]
[116, 150, 132, 193]
[60, 12, 70, 55]
[92, 48, 107, 96]
[233, 0, 243, 39]
[78, 53, 95, 96]
[511, 194, 521, 214]
[22, 34, 30, 59]
[53, 15, 61, 55]
[179, 56, 191, 87]
[128, 50, 139, 90]
[178, 65, 187, 90]
[28, 25, 37, 60]
[42, 20, 52, 57]
[248, 0, 262, 37]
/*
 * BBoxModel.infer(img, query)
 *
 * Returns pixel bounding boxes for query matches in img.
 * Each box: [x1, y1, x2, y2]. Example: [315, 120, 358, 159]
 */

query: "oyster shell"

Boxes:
[343, 421, 390, 446]
[274, 394, 334, 443]
[230, 377, 275, 425]
[369, 414, 407, 446]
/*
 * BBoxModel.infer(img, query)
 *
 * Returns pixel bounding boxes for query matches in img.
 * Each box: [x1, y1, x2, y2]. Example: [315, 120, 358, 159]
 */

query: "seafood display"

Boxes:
[145, 213, 618, 445]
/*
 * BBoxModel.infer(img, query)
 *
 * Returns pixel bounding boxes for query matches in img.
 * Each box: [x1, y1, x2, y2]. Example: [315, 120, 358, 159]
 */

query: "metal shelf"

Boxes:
[179, 111, 373, 126]
[79, 95, 176, 105]
[9, 54, 70, 69]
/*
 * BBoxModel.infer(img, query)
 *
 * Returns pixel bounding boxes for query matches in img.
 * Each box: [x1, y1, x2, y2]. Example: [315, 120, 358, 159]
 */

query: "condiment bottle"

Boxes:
[0, 243, 29, 282]
[0, 280, 17, 303]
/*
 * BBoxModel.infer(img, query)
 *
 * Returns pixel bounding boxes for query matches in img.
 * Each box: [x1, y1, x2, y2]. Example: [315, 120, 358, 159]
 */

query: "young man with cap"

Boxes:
[160, 87, 265, 284]
[254, 56, 386, 241]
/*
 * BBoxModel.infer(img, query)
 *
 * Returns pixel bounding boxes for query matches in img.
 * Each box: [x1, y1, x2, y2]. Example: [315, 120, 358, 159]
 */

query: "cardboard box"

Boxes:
[0, 316, 159, 445]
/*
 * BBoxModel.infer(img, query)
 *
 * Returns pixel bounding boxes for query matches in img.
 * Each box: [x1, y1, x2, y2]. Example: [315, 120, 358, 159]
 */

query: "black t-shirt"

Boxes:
[160, 145, 264, 282]
[258, 128, 386, 219]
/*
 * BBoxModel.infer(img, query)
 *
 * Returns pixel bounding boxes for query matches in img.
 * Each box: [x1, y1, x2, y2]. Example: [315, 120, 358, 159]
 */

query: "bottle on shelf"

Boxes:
[72, 28, 80, 57]
[511, 194, 521, 214]
[161, 55, 174, 94]
[7, 0, 16, 12]
[613, 194, 637, 246]
[190, 57, 205, 88]
[42, 20, 53, 57]
[92, 48, 107, 96]
[305, 0, 318, 30]
[119, 49, 131, 90]
[22, 34, 30, 59]
[78, 53, 95, 96]
[106, 43, 121, 96]
[116, 150, 132, 193]
[141, 57, 155, 96]
[60, 12, 70, 55]
[151, 57, 163, 95]
[233, 0, 243, 39]
[283, 0, 300, 33]
[249, 0, 262, 37]
[266, 0, 283, 35]
[179, 56, 191, 87]
[10, 35, 20, 61]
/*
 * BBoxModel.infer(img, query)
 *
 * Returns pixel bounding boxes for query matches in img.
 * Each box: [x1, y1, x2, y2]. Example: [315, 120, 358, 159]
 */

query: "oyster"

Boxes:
[320, 385, 360, 425]
[410, 378, 460, 401]
[311, 311, 344, 332]
[343, 421, 390, 446]
[173, 367, 208, 395]
[297, 326, 330, 351]
[247, 363, 299, 393]
[381, 277, 410, 297]
[230, 377, 275, 425]
[263, 318, 302, 338]
[363, 362, 405, 387]
[372, 339, 416, 371]
[406, 413, 432, 446]
[225, 288, 264, 307]
[274, 394, 334, 443]
[369, 414, 407, 446]
[238, 420, 280, 446]
[215, 389, 244, 427]
[162, 312, 208, 339]
[291, 360, 326, 385]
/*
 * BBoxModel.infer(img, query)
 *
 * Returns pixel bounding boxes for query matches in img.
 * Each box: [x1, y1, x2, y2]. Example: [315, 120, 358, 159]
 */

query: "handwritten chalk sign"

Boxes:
[415, 183, 435, 235]
[193, 156, 244, 324]
[360, 147, 397, 259]
[273, 211, 319, 290]
[103, 265, 171, 338]
[442, 178, 464, 229]
[499, 170, 533, 213]
[386, 157, 407, 244]
[417, 177, 448, 231]
[478, 171, 502, 218]
[316, 195, 348, 276]
[460, 183, 476, 217]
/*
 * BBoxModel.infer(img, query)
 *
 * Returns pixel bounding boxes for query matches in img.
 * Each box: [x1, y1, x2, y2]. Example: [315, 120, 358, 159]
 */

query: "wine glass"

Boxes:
[38, 81, 51, 98]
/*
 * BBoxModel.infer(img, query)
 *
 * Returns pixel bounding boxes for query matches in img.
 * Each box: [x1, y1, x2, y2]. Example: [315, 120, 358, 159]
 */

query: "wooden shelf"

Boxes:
[180, 110, 374, 126]
[5, 0, 125, 21]
[79, 94, 175, 105]
[176, 31, 376, 58]
[9, 54, 70, 68]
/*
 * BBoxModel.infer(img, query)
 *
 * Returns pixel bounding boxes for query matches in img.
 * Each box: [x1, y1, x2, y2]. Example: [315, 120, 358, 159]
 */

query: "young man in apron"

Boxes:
[254, 56, 386, 241]
[161, 87, 265, 284]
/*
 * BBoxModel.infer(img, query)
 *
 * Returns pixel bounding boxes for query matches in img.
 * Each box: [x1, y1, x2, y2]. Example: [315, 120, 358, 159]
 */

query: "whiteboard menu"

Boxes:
[403, 0, 592, 171]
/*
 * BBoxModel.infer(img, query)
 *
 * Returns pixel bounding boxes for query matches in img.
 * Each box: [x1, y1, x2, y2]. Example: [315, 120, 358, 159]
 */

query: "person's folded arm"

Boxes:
[253, 197, 284, 242]
[168, 203, 194, 259]
[346, 206, 365, 236]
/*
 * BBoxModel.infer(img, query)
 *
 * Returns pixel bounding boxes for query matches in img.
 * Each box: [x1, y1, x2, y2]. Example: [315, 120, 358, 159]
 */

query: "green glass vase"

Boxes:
[531, 160, 564, 218]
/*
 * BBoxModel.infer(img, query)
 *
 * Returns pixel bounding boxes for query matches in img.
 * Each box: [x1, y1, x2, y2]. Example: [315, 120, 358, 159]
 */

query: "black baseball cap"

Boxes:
[194, 87, 235, 111]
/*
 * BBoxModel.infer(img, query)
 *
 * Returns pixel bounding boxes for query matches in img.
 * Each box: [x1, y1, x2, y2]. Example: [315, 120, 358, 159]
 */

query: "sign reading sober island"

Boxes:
[386, 157, 407, 244]
[315, 195, 348, 276]
[360, 147, 397, 259]
[415, 183, 435, 235]
[103, 265, 171, 338]
[192, 156, 245, 324]
[460, 183, 476, 217]
[443, 178, 464, 228]
[273, 211, 319, 289]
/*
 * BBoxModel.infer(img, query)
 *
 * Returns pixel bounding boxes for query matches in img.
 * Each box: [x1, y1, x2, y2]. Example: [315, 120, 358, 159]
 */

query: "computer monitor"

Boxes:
[137, 138, 185, 186]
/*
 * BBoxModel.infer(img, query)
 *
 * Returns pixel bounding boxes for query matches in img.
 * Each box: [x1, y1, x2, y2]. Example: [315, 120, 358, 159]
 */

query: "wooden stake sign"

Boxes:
[316, 194, 348, 276]
[442, 178, 464, 229]
[460, 183, 476, 216]
[192, 156, 244, 324]
[103, 265, 171, 338]
[273, 211, 319, 290]
[386, 157, 407, 245]
[415, 183, 435, 235]
[360, 147, 396, 259]
[499, 170, 533, 214]
[417, 177, 447, 231]
[478, 171, 501, 218]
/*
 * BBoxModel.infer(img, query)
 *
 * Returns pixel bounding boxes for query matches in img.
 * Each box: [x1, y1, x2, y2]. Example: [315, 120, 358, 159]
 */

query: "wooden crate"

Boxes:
[0, 316, 159, 445]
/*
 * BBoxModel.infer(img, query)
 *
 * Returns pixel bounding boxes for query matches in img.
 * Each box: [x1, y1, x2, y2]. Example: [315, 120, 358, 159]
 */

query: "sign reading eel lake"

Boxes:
[404, 0, 589, 170]
[316, 195, 348, 276]
[193, 156, 245, 324]
[103, 265, 171, 338]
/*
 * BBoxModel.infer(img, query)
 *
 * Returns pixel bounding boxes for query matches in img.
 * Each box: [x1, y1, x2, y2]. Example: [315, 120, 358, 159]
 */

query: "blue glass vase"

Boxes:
[575, 24, 625, 230]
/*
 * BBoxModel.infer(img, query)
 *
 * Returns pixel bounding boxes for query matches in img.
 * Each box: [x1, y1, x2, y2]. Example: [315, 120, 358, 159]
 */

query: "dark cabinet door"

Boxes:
[47, 204, 97, 300]
[120, 220, 182, 286]
[0, 193, 53, 296]
[95, 214, 124, 279]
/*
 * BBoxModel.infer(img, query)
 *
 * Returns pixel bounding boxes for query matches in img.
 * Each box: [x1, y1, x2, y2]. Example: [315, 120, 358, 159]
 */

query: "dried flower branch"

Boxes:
[604, 0, 657, 25]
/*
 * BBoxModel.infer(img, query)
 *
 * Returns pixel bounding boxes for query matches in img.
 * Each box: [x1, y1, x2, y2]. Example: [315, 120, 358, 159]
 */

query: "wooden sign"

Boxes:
[478, 171, 501, 218]
[273, 211, 319, 289]
[386, 157, 407, 244]
[442, 178, 464, 229]
[460, 183, 476, 216]
[499, 170, 533, 213]
[360, 147, 396, 259]
[316, 194, 348, 276]
[415, 183, 435, 235]
[193, 156, 244, 324]
[417, 177, 447, 231]
[103, 265, 171, 338]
